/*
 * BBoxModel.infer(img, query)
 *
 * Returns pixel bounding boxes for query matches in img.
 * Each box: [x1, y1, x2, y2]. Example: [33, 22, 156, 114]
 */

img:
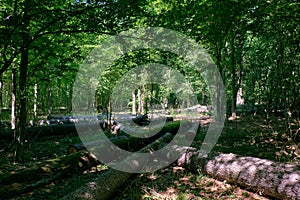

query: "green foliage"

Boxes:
[0, 0, 299, 162]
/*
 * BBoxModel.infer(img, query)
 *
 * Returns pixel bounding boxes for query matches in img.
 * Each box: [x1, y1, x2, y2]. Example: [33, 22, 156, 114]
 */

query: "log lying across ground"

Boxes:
[62, 146, 300, 200]
[178, 149, 300, 200]
[67, 135, 128, 154]
[0, 122, 181, 199]
[61, 133, 175, 200]
[0, 123, 98, 142]
[67, 121, 181, 154]
[0, 151, 100, 199]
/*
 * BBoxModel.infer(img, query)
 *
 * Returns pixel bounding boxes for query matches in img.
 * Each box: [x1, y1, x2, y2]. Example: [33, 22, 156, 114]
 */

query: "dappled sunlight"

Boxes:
[2, 114, 298, 199]
[114, 164, 269, 200]
[201, 115, 300, 164]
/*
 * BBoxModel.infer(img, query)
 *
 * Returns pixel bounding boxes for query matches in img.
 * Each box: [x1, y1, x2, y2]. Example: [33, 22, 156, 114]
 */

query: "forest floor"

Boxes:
[1, 114, 300, 200]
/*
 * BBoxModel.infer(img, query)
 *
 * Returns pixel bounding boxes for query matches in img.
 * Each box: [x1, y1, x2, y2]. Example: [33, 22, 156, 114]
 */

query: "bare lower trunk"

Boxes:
[33, 83, 38, 119]
[48, 87, 52, 116]
[11, 67, 16, 130]
[138, 88, 142, 115]
[131, 85, 136, 115]
[15, 0, 31, 161]
[0, 75, 2, 125]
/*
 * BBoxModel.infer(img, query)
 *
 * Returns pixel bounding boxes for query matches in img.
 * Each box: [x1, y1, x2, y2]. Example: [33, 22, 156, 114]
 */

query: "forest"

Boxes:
[0, 0, 299, 199]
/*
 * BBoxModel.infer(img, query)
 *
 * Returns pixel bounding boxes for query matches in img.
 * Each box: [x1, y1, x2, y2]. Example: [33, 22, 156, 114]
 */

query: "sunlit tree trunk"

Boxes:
[0, 75, 2, 125]
[230, 34, 237, 119]
[11, 66, 16, 130]
[141, 85, 146, 114]
[107, 94, 112, 125]
[33, 83, 38, 119]
[48, 87, 52, 116]
[137, 88, 142, 115]
[131, 85, 136, 115]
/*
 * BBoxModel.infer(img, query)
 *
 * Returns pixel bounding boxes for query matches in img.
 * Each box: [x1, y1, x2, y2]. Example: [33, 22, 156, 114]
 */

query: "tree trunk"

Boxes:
[107, 94, 112, 125]
[178, 151, 300, 200]
[215, 45, 225, 122]
[230, 33, 237, 119]
[33, 83, 38, 119]
[138, 88, 142, 115]
[15, 46, 29, 162]
[131, 84, 136, 116]
[67, 84, 73, 113]
[11, 66, 16, 130]
[15, 0, 31, 162]
[48, 86, 52, 116]
[0, 75, 2, 125]
[201, 90, 205, 105]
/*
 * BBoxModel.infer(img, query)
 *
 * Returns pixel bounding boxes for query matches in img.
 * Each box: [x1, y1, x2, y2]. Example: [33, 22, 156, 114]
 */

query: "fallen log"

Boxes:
[177, 150, 300, 200]
[0, 151, 100, 199]
[0, 121, 182, 199]
[0, 122, 105, 142]
[60, 133, 174, 200]
[67, 121, 181, 154]
[67, 135, 128, 154]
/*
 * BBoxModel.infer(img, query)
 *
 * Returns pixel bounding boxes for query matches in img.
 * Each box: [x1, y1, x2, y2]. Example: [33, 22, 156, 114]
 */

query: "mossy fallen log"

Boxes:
[178, 149, 300, 200]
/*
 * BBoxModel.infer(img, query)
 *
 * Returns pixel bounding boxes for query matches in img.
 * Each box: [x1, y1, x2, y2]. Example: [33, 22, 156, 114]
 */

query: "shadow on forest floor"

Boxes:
[113, 114, 300, 200]
[207, 115, 300, 164]
[0, 114, 300, 199]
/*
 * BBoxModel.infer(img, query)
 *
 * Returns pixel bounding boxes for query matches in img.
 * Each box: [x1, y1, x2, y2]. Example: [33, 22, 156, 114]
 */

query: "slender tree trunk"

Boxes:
[48, 87, 52, 116]
[137, 88, 142, 115]
[11, 66, 16, 130]
[230, 32, 244, 119]
[5, 90, 9, 109]
[142, 85, 147, 114]
[10, 0, 18, 130]
[0, 75, 2, 125]
[87, 84, 93, 112]
[33, 83, 38, 120]
[67, 84, 73, 113]
[230, 33, 237, 119]
[215, 45, 225, 122]
[131, 85, 136, 116]
[108, 96, 112, 125]
[201, 90, 205, 105]
[15, 46, 29, 161]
